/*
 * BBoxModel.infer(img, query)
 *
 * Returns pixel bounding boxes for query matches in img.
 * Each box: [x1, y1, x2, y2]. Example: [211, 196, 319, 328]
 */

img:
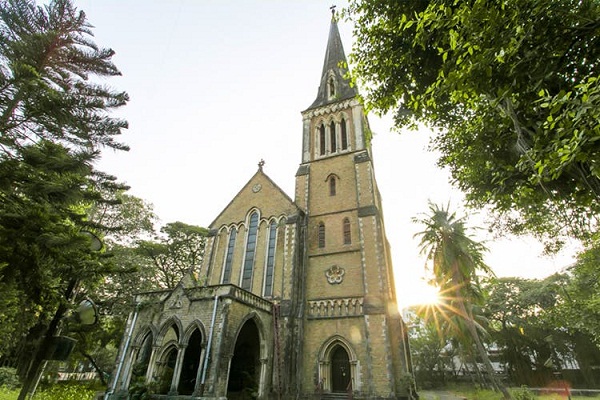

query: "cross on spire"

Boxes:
[330, 4, 336, 17]
[258, 159, 265, 171]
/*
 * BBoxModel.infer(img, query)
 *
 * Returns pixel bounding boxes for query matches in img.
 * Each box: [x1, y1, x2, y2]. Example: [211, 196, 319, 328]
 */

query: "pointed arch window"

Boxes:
[130, 331, 153, 383]
[241, 212, 259, 290]
[329, 176, 336, 196]
[330, 121, 337, 153]
[222, 228, 237, 284]
[343, 218, 351, 245]
[341, 118, 348, 150]
[319, 124, 326, 156]
[263, 221, 277, 297]
[318, 222, 326, 248]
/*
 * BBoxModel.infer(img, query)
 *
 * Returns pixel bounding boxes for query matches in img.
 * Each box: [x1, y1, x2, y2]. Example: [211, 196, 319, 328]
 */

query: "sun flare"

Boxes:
[398, 280, 440, 309]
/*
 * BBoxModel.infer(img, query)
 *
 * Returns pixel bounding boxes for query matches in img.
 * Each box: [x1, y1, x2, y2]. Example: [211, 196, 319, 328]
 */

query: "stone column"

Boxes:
[259, 357, 268, 398]
[168, 344, 187, 395]
[318, 361, 331, 392]
[145, 345, 160, 382]
[215, 354, 233, 399]
[192, 345, 206, 396]
[120, 346, 140, 391]
[350, 360, 358, 392]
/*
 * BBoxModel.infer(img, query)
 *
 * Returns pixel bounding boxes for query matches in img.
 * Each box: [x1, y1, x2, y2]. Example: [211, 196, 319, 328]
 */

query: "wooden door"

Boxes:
[331, 346, 351, 392]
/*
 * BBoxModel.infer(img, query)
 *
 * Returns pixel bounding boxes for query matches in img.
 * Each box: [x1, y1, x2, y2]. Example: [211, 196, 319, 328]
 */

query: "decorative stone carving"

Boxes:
[308, 297, 364, 318]
[325, 265, 345, 284]
[170, 294, 182, 309]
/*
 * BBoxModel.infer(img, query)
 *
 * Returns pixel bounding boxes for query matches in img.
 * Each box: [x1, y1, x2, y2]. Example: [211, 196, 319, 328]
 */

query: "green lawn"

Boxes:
[0, 384, 99, 400]
[452, 387, 600, 400]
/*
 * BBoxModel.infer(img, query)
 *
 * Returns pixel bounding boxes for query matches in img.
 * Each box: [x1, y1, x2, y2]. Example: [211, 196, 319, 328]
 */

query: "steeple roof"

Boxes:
[306, 13, 358, 111]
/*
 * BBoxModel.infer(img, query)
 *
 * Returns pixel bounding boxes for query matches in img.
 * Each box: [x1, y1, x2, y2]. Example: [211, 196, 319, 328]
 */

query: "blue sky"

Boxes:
[73, 1, 577, 307]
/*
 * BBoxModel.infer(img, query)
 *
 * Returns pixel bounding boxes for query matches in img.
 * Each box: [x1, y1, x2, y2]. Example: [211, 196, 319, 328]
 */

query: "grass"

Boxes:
[0, 386, 18, 400]
[0, 382, 101, 400]
[450, 386, 600, 400]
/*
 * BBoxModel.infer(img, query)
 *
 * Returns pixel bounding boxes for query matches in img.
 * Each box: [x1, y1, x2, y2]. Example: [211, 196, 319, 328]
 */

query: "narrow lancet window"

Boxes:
[318, 222, 325, 248]
[343, 218, 351, 245]
[263, 221, 277, 297]
[330, 121, 336, 153]
[341, 118, 348, 150]
[222, 228, 237, 283]
[319, 124, 326, 156]
[241, 212, 259, 290]
[328, 77, 335, 97]
[329, 176, 336, 196]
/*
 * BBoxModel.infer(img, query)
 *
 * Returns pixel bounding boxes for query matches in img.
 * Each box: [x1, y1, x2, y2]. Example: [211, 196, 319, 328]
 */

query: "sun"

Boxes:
[397, 280, 440, 309]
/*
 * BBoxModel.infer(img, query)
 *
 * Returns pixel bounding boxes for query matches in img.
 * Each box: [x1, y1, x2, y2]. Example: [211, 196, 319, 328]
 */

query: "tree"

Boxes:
[59, 194, 159, 383]
[551, 245, 600, 387]
[407, 315, 451, 388]
[0, 0, 128, 396]
[557, 246, 600, 345]
[346, 0, 600, 246]
[136, 221, 209, 289]
[0, 141, 111, 361]
[66, 197, 207, 381]
[88, 192, 158, 246]
[413, 202, 511, 398]
[484, 275, 600, 387]
[484, 276, 566, 386]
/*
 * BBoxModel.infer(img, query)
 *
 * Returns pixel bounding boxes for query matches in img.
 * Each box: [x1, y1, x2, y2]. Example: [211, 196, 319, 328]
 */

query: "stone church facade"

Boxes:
[107, 15, 414, 400]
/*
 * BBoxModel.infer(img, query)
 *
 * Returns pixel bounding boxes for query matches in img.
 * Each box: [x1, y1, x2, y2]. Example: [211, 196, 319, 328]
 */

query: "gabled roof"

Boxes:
[305, 13, 358, 111]
[209, 166, 300, 230]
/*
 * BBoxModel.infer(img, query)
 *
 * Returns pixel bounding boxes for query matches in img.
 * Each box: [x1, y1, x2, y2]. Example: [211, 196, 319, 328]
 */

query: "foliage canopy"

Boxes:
[347, 0, 600, 245]
[0, 0, 129, 383]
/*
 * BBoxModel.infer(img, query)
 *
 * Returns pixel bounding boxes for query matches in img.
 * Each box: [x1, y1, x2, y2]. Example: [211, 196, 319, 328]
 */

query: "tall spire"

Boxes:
[306, 11, 358, 110]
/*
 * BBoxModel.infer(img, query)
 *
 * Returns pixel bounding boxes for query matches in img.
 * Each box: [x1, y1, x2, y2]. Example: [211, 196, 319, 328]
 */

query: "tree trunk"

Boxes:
[80, 351, 107, 386]
[458, 297, 512, 399]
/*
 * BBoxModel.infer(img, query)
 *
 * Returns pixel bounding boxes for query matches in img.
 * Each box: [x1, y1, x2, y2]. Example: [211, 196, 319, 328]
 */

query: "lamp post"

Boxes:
[17, 231, 102, 400]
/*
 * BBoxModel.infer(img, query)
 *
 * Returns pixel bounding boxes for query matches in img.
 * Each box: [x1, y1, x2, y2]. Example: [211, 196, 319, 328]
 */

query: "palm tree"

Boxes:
[413, 202, 512, 399]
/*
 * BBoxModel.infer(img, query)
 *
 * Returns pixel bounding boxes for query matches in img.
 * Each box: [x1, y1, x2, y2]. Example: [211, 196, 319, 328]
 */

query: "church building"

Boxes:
[107, 13, 414, 400]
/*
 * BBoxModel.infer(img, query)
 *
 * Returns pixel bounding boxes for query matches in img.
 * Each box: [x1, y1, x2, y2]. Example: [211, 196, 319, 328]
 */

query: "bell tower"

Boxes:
[294, 12, 413, 399]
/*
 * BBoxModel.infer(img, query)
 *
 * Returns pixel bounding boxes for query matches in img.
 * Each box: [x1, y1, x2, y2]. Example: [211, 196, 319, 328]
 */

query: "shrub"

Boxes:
[512, 386, 536, 400]
[0, 367, 19, 390]
[35, 383, 97, 400]
[0, 385, 19, 400]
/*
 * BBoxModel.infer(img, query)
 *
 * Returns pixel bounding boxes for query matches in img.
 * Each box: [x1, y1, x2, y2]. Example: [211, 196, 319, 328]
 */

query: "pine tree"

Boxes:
[0, 0, 129, 395]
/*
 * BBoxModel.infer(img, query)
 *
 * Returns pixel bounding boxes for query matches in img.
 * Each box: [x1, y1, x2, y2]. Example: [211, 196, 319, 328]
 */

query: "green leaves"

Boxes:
[0, 0, 130, 366]
[483, 274, 600, 386]
[413, 202, 492, 296]
[0, 0, 129, 153]
[347, 0, 600, 245]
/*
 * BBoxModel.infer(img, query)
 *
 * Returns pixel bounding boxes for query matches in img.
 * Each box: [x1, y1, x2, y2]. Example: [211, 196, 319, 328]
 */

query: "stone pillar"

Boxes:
[168, 344, 187, 395]
[215, 354, 233, 399]
[120, 346, 140, 391]
[318, 361, 331, 392]
[145, 345, 160, 382]
[350, 360, 358, 392]
[259, 357, 268, 398]
[192, 346, 207, 396]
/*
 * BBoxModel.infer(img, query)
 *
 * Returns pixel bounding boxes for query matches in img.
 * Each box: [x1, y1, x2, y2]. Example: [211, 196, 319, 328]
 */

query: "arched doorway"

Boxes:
[318, 337, 358, 393]
[227, 319, 261, 400]
[157, 346, 177, 394]
[178, 329, 203, 395]
[331, 345, 351, 392]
